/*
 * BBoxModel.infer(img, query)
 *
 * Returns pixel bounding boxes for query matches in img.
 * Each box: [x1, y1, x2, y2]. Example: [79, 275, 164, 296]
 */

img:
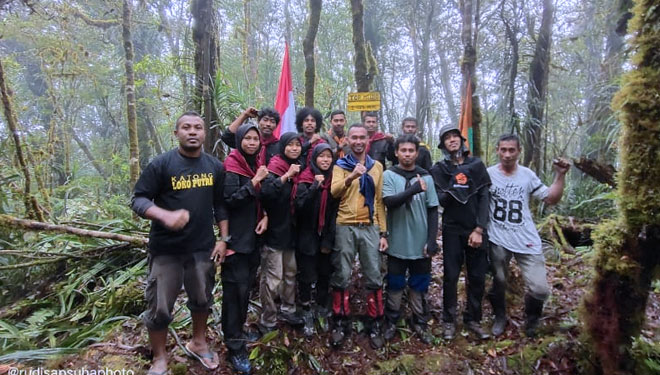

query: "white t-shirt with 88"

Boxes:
[487, 164, 549, 255]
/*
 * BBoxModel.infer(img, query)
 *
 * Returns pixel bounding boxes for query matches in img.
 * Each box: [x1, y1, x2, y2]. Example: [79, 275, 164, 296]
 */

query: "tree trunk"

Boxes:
[157, 1, 189, 104]
[501, 0, 521, 132]
[434, 34, 458, 126]
[522, 0, 554, 172]
[0, 59, 45, 221]
[303, 0, 322, 108]
[582, 1, 660, 373]
[410, 0, 434, 136]
[192, 0, 220, 155]
[350, 0, 376, 93]
[122, 0, 140, 189]
[459, 0, 483, 157]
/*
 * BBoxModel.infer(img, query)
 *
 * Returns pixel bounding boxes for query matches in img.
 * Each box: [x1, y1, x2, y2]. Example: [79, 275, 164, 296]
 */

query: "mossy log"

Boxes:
[538, 214, 595, 252]
[0, 214, 147, 246]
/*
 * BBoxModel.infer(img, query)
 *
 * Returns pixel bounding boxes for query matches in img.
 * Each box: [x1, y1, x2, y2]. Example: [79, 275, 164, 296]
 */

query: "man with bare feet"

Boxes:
[132, 111, 228, 373]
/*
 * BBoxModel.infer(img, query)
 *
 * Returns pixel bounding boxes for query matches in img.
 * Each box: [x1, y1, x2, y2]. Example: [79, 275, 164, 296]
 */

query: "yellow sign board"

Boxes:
[347, 91, 381, 111]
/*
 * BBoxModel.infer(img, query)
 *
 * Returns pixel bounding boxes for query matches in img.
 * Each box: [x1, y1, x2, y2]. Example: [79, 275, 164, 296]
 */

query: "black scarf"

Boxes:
[430, 156, 490, 205]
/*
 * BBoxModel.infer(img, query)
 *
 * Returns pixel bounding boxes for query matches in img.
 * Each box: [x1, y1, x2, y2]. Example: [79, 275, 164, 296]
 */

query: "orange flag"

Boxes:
[458, 77, 473, 153]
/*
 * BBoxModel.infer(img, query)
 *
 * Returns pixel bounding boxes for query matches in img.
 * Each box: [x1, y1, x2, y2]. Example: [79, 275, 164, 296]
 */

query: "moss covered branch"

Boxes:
[0, 214, 148, 246]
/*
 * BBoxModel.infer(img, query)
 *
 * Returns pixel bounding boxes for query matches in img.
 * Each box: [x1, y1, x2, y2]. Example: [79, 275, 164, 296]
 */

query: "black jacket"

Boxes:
[368, 138, 396, 169]
[261, 174, 297, 250]
[295, 180, 338, 256]
[430, 156, 490, 237]
[224, 172, 261, 254]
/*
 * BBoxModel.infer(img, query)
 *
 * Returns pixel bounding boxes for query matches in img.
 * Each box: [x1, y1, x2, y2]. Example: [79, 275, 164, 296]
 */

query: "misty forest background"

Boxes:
[0, 0, 658, 374]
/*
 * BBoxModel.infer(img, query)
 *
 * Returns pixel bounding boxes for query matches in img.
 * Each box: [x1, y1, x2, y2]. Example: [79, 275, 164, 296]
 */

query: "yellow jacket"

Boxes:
[330, 163, 387, 231]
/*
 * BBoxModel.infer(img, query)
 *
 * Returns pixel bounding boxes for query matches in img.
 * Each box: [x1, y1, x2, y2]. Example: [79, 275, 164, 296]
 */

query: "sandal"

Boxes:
[184, 342, 219, 370]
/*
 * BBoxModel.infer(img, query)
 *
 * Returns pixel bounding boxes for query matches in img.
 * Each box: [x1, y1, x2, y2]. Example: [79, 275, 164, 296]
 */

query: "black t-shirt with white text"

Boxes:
[131, 149, 227, 255]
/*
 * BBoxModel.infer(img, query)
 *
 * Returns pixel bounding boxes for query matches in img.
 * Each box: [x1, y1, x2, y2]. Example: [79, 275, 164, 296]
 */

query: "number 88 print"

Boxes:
[493, 198, 523, 224]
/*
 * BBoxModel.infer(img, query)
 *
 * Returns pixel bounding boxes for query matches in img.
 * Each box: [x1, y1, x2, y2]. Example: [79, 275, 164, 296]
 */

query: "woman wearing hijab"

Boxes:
[220, 123, 270, 374]
[258, 132, 304, 332]
[294, 143, 338, 337]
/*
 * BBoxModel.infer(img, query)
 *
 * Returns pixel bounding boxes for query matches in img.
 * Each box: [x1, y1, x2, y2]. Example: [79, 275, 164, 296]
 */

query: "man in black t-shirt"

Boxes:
[131, 111, 229, 373]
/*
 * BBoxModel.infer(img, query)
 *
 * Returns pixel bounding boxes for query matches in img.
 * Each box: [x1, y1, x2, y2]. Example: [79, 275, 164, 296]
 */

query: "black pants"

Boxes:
[221, 250, 260, 353]
[296, 251, 333, 308]
[442, 231, 488, 324]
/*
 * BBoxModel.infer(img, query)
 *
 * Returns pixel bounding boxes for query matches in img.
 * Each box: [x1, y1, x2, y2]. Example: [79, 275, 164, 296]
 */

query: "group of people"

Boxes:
[131, 107, 569, 375]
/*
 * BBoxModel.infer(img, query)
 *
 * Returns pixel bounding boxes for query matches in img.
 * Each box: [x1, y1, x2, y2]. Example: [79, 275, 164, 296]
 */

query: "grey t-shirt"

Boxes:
[487, 164, 548, 254]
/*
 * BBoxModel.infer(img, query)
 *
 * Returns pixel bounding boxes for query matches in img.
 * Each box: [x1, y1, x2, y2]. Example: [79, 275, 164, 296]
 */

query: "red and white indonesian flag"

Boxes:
[274, 43, 296, 138]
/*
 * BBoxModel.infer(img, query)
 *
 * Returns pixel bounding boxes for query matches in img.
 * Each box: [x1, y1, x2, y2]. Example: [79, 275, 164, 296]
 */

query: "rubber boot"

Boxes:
[524, 294, 544, 337]
[409, 290, 433, 344]
[488, 292, 507, 337]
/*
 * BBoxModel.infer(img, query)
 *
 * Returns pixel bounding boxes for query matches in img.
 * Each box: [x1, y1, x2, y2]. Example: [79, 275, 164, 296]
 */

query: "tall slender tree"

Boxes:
[522, 0, 554, 173]
[122, 0, 139, 189]
[303, 0, 322, 107]
[459, 0, 483, 157]
[0, 59, 45, 221]
[192, 0, 220, 154]
[350, 0, 377, 93]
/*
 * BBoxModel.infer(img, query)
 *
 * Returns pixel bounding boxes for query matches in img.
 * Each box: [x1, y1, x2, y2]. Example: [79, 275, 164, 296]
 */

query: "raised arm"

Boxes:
[543, 159, 570, 205]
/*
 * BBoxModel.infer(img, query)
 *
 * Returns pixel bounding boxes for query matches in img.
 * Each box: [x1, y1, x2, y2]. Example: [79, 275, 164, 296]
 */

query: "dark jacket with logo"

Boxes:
[430, 156, 490, 236]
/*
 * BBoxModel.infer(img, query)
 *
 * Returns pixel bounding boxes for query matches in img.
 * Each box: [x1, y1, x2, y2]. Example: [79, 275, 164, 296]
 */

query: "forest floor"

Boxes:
[5, 244, 660, 375]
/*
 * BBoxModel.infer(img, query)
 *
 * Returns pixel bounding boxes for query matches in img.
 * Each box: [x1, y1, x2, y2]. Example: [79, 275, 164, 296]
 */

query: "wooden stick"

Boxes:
[0, 214, 148, 246]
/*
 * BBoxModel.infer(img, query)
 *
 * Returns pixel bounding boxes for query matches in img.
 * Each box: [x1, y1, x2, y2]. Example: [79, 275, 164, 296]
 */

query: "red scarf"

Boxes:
[301, 136, 327, 167]
[268, 154, 298, 215]
[225, 149, 264, 221]
[366, 132, 387, 155]
[267, 154, 291, 176]
[297, 167, 332, 235]
[257, 135, 279, 166]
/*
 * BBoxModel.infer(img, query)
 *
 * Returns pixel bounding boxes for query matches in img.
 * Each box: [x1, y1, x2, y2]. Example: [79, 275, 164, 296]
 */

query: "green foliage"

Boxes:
[560, 179, 616, 219]
[630, 336, 660, 375]
[249, 330, 293, 375]
[0, 219, 147, 355]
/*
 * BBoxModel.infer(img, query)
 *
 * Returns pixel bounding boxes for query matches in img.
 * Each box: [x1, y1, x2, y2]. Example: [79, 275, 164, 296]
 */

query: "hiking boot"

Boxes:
[302, 309, 315, 337]
[383, 320, 397, 341]
[330, 319, 346, 347]
[491, 316, 507, 337]
[369, 320, 384, 349]
[466, 321, 490, 340]
[412, 323, 433, 345]
[228, 350, 252, 374]
[279, 311, 304, 326]
[442, 322, 456, 340]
